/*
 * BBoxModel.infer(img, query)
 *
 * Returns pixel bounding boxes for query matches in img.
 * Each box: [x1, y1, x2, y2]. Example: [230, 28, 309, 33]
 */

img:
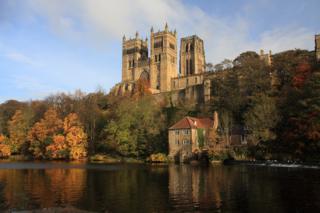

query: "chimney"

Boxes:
[213, 111, 219, 130]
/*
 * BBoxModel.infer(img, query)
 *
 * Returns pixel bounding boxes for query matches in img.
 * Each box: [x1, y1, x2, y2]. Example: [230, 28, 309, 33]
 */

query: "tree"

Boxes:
[46, 135, 68, 159]
[64, 113, 88, 159]
[103, 96, 165, 158]
[244, 94, 280, 143]
[28, 108, 63, 158]
[8, 109, 33, 154]
[0, 100, 26, 135]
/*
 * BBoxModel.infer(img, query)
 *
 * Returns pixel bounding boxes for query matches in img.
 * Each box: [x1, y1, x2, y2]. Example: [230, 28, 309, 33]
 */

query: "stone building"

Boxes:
[168, 113, 219, 162]
[316, 34, 320, 61]
[121, 32, 149, 82]
[259, 49, 272, 65]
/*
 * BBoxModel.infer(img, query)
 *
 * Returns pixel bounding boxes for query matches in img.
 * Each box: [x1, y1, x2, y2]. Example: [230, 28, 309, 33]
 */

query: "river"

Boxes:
[0, 162, 319, 212]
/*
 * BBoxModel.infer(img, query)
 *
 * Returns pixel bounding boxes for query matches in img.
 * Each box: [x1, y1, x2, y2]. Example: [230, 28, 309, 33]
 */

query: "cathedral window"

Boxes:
[170, 43, 175, 50]
[186, 59, 189, 74]
[154, 41, 162, 49]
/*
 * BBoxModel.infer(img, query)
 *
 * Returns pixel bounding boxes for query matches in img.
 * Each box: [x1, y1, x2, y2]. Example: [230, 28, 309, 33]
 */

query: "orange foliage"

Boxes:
[0, 134, 5, 143]
[28, 108, 63, 158]
[0, 134, 10, 157]
[64, 113, 88, 159]
[46, 135, 68, 159]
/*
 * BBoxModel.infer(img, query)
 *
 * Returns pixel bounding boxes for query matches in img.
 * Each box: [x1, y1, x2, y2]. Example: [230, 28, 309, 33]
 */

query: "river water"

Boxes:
[0, 162, 319, 212]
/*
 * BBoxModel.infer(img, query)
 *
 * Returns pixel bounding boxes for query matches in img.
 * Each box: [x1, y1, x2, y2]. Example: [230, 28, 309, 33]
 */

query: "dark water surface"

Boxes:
[0, 162, 319, 212]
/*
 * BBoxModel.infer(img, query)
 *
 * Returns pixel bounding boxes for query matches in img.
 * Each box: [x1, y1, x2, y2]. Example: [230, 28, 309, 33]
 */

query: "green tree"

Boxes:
[244, 94, 280, 143]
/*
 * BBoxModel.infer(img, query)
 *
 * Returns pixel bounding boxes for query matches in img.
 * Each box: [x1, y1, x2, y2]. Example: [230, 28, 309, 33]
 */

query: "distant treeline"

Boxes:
[0, 49, 319, 161]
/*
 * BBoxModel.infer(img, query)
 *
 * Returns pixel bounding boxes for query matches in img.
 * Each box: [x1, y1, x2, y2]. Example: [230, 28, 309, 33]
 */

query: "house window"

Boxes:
[184, 129, 189, 134]
[175, 140, 179, 145]
[175, 130, 179, 135]
[183, 140, 190, 145]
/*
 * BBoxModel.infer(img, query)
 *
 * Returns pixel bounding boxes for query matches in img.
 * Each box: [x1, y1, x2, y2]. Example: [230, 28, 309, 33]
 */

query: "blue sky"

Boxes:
[0, 0, 319, 103]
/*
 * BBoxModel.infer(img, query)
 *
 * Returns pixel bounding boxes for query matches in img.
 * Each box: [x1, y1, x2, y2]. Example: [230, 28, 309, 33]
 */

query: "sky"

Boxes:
[0, 0, 319, 103]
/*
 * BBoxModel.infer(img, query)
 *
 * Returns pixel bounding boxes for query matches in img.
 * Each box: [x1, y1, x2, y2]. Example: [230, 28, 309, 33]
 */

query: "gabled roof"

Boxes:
[169, 116, 213, 130]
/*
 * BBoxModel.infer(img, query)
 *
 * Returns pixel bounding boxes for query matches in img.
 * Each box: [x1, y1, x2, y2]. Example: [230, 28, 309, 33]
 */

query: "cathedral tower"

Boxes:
[180, 35, 205, 76]
[150, 23, 178, 92]
[122, 32, 148, 82]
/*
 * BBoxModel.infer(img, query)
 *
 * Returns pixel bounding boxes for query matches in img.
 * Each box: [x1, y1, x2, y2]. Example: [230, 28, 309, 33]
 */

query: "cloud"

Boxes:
[5, 52, 42, 67]
[1, 0, 317, 63]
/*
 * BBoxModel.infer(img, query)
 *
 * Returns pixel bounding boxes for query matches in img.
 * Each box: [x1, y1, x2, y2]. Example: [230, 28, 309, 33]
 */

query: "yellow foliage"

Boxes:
[63, 113, 82, 133]
[148, 153, 168, 162]
[70, 146, 87, 160]
[64, 113, 88, 159]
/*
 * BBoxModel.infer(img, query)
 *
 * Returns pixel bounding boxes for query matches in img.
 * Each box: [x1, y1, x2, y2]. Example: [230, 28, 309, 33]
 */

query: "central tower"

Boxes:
[180, 35, 205, 76]
[150, 23, 178, 93]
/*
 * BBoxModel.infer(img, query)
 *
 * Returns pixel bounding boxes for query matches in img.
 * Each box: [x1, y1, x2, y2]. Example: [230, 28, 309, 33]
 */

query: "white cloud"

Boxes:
[4, 0, 316, 63]
[5, 52, 42, 67]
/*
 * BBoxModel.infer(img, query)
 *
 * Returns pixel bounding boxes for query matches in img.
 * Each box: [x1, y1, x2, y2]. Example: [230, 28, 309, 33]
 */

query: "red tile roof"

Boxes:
[169, 116, 213, 130]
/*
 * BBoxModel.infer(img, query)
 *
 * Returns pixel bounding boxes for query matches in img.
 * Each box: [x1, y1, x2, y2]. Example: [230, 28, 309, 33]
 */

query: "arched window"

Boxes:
[186, 59, 189, 74]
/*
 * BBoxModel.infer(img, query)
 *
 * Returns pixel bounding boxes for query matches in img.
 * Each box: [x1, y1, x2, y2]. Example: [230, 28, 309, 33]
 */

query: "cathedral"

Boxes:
[112, 23, 208, 102]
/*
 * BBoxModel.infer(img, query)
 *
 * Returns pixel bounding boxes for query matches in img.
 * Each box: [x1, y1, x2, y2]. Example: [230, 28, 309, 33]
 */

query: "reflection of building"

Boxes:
[168, 165, 223, 211]
[168, 113, 218, 162]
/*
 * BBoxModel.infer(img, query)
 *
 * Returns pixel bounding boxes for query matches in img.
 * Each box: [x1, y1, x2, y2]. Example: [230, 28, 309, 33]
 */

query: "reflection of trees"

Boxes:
[0, 168, 86, 210]
[78, 165, 169, 212]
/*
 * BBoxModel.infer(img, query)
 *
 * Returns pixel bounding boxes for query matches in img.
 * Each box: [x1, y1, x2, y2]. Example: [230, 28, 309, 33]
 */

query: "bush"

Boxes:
[147, 153, 168, 163]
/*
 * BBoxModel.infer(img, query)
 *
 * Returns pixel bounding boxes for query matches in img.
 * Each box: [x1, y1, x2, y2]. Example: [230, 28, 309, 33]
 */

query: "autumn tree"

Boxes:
[8, 109, 33, 154]
[46, 135, 68, 159]
[0, 134, 10, 157]
[64, 113, 88, 159]
[28, 108, 63, 158]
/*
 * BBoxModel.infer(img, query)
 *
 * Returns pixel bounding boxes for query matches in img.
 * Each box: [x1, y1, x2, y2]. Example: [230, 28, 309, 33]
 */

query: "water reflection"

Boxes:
[168, 165, 320, 212]
[0, 169, 86, 210]
[0, 163, 318, 212]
